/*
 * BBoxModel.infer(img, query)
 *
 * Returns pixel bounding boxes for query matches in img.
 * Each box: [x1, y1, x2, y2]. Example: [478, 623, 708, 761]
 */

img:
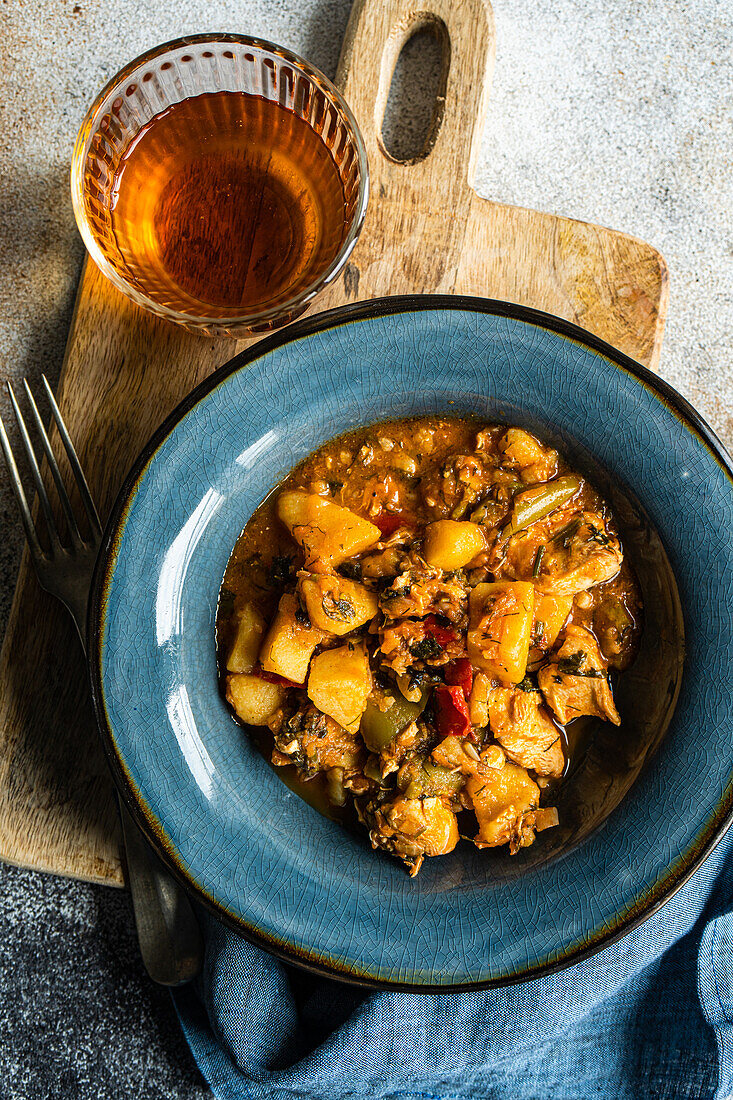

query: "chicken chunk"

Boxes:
[355, 471, 405, 519]
[380, 556, 468, 624]
[537, 624, 620, 725]
[357, 793, 459, 875]
[357, 527, 417, 581]
[486, 685, 565, 777]
[359, 546, 408, 581]
[494, 510, 622, 598]
[533, 512, 623, 595]
[379, 719, 435, 778]
[431, 735, 552, 853]
[499, 428, 558, 484]
[474, 427, 503, 452]
[378, 618, 465, 676]
[270, 704, 364, 781]
[420, 453, 498, 519]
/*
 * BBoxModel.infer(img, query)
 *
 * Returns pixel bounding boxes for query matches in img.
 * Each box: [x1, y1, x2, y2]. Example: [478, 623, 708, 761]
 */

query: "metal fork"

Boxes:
[0, 375, 203, 986]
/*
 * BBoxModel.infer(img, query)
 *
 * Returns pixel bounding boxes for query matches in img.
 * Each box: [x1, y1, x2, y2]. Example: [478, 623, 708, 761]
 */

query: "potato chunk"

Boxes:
[259, 594, 326, 684]
[468, 670, 492, 728]
[467, 581, 535, 684]
[226, 673, 286, 726]
[469, 762, 540, 849]
[431, 735, 544, 851]
[299, 574, 378, 635]
[226, 603, 266, 673]
[307, 643, 372, 734]
[277, 491, 380, 571]
[422, 520, 486, 570]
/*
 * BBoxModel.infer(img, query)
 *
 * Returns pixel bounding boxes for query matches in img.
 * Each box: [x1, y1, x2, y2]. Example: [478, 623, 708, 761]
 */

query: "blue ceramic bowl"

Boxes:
[89, 297, 733, 989]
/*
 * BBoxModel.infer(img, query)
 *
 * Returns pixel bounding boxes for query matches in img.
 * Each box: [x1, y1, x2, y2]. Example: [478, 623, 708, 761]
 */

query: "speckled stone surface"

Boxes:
[0, 0, 731, 1095]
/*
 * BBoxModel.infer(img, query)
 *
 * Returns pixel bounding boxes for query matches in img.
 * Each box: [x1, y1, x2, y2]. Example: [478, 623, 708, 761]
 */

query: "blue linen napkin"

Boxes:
[172, 828, 733, 1100]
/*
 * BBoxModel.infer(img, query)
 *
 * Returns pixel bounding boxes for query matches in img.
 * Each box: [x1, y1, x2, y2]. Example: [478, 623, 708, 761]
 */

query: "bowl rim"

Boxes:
[88, 294, 733, 991]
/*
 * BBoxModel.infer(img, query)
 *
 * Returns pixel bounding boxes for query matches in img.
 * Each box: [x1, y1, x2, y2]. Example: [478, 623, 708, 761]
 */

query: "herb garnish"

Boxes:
[516, 674, 539, 693]
[268, 554, 294, 586]
[552, 518, 581, 548]
[321, 594, 356, 622]
[407, 666, 427, 692]
[294, 603, 312, 629]
[382, 585, 411, 602]
[410, 636, 444, 661]
[532, 545, 545, 578]
[555, 650, 605, 678]
[586, 523, 611, 547]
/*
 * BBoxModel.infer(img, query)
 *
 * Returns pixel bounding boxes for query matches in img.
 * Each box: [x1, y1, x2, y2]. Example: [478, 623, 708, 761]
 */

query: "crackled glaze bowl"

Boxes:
[89, 297, 733, 989]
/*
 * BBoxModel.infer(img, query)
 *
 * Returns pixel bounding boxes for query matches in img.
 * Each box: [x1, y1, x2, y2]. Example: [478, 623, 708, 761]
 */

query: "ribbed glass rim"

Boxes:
[70, 33, 370, 332]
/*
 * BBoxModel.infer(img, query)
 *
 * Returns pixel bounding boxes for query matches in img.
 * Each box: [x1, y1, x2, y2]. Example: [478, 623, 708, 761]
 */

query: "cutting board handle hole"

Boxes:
[379, 17, 450, 164]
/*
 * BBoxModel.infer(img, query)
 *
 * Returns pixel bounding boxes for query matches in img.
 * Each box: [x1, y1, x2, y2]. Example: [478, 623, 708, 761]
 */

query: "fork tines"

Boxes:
[0, 376, 101, 561]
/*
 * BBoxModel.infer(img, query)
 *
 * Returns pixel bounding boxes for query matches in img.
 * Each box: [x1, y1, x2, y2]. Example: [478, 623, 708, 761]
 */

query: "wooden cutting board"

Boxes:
[0, 0, 668, 887]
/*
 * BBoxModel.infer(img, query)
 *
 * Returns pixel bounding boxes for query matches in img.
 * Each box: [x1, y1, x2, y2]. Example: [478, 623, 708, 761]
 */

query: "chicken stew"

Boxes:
[217, 418, 642, 876]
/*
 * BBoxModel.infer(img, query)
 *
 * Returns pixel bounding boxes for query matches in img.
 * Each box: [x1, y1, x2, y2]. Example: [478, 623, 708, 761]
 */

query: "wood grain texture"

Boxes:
[0, 0, 668, 886]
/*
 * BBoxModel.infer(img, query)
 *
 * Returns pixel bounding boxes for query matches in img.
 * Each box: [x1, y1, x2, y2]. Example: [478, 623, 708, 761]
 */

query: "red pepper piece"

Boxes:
[424, 614, 457, 647]
[374, 513, 404, 537]
[445, 658, 473, 700]
[433, 684, 471, 740]
[254, 667, 303, 689]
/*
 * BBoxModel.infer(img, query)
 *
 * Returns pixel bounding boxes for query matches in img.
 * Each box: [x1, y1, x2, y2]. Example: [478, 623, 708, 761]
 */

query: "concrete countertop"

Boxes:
[0, 0, 731, 1095]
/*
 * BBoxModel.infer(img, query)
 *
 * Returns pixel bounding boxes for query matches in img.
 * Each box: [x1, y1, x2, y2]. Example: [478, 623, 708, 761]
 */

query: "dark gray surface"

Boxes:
[0, 864, 206, 1098]
[1, 1, 731, 1097]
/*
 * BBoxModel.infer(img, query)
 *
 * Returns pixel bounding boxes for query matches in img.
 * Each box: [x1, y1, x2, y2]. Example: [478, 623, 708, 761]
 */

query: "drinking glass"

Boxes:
[71, 34, 369, 337]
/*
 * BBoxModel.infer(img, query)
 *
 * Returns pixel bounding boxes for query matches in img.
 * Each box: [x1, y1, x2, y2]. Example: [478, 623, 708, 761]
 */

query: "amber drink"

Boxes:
[71, 36, 368, 336]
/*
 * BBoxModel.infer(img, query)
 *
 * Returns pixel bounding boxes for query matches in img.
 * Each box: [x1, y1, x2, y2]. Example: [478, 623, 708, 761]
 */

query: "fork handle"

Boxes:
[1, 374, 205, 986]
[119, 797, 204, 986]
